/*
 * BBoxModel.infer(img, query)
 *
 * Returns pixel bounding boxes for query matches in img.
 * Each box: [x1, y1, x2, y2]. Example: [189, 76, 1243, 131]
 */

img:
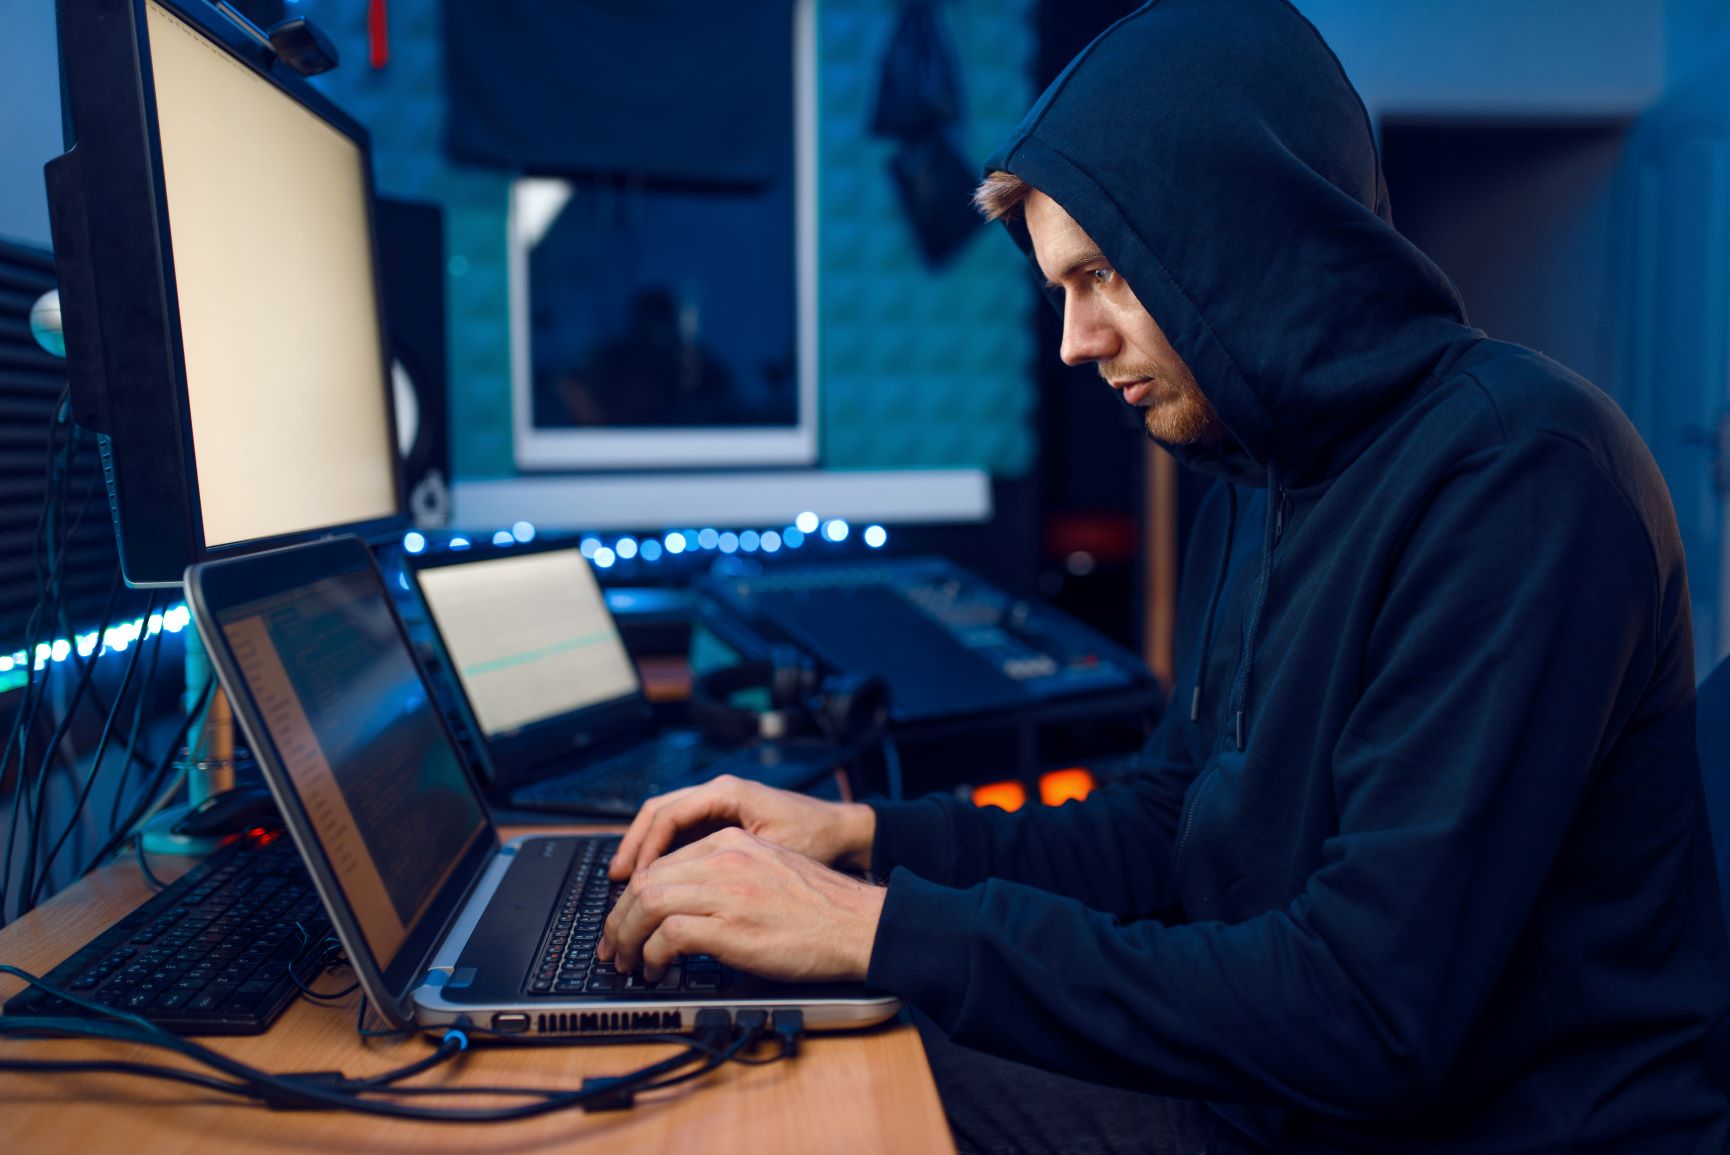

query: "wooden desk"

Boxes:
[0, 826, 953, 1153]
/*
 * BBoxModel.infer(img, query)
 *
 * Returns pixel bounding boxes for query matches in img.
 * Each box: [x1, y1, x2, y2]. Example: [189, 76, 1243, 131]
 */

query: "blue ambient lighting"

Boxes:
[594, 547, 617, 568]
[448, 536, 471, 550]
[512, 521, 536, 543]
[783, 527, 805, 549]
[761, 530, 782, 553]
[640, 539, 663, 562]
[718, 532, 739, 554]
[664, 532, 686, 555]
[616, 537, 638, 560]
[403, 531, 427, 554]
[795, 511, 819, 534]
[698, 528, 720, 550]
[492, 530, 514, 546]
[580, 538, 601, 558]
[823, 519, 850, 543]
[864, 525, 888, 548]
[739, 530, 760, 552]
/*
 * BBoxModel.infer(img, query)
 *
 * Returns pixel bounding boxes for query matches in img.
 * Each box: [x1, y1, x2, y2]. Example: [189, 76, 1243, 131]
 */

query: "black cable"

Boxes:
[76, 679, 215, 882]
[1, 400, 94, 923]
[1, 964, 802, 1122]
[46, 464, 159, 786]
[14, 570, 127, 907]
[107, 610, 170, 833]
[0, 401, 102, 926]
[0, 626, 71, 925]
[287, 924, 358, 1002]
[0, 965, 749, 1121]
[0, 1055, 255, 1097]
[0, 573, 70, 920]
[29, 591, 162, 910]
[134, 837, 167, 892]
[0, 967, 469, 1107]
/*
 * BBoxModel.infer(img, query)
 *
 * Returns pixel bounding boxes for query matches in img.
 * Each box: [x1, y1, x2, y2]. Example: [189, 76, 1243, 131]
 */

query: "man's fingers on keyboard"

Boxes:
[604, 873, 719, 972]
[612, 788, 705, 878]
[610, 787, 695, 879]
[642, 914, 712, 980]
[628, 784, 742, 878]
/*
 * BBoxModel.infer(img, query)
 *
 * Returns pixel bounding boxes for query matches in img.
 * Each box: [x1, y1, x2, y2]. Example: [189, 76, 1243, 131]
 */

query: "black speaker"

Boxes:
[374, 196, 451, 527]
[690, 645, 890, 748]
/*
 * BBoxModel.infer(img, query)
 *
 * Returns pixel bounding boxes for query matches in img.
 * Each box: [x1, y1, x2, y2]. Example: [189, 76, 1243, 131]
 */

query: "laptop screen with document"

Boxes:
[200, 547, 491, 979]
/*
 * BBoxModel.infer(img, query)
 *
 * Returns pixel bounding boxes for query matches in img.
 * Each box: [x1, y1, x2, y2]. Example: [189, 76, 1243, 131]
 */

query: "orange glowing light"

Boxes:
[1039, 768, 1095, 806]
[971, 781, 1027, 812]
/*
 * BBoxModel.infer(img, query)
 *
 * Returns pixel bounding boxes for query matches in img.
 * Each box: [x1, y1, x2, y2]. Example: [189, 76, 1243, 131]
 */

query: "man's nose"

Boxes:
[1060, 303, 1117, 367]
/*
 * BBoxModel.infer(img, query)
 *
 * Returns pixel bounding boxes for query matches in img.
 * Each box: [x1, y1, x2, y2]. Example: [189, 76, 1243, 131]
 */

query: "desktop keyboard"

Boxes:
[511, 739, 782, 814]
[524, 835, 725, 996]
[4, 832, 335, 1035]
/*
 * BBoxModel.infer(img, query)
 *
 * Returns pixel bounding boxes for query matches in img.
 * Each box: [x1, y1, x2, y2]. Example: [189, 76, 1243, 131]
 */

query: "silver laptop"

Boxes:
[185, 535, 900, 1037]
[403, 539, 839, 816]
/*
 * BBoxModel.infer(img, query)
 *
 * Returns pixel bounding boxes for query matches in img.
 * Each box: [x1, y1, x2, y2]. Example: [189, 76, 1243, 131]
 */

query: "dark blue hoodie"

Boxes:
[863, 2, 1730, 1149]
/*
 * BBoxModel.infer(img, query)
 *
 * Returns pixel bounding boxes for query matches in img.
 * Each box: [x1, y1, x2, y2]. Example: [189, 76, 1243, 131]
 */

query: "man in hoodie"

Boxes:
[599, 1, 1730, 1150]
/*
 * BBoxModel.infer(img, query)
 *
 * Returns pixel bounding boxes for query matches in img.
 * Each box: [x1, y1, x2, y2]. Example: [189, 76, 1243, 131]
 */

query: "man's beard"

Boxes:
[1104, 364, 1227, 447]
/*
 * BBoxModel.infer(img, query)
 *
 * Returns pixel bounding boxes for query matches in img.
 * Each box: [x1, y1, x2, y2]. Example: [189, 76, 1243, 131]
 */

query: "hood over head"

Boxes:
[987, 0, 1478, 486]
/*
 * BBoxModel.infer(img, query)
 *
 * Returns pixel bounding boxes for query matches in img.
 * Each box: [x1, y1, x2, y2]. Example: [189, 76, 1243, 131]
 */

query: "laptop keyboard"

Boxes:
[514, 740, 779, 811]
[3, 833, 333, 1035]
[525, 835, 725, 997]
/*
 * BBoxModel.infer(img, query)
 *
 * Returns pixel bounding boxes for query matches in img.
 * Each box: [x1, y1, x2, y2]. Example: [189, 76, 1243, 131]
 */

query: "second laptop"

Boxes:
[402, 539, 841, 816]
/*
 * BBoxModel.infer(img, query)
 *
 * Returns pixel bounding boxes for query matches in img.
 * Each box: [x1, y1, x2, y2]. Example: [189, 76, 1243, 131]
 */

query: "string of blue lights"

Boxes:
[4, 513, 890, 691]
[400, 512, 891, 568]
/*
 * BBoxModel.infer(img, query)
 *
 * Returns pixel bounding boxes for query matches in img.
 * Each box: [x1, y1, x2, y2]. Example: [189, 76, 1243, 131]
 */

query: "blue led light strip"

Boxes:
[402, 515, 891, 569]
[0, 604, 194, 695]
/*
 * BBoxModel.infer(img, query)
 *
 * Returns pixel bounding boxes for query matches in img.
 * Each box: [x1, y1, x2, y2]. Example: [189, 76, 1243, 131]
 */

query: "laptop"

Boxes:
[185, 535, 901, 1037]
[403, 539, 841, 816]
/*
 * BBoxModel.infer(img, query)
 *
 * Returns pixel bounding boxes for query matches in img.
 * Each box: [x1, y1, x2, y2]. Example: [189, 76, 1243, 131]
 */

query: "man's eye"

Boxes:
[1092, 268, 1117, 286]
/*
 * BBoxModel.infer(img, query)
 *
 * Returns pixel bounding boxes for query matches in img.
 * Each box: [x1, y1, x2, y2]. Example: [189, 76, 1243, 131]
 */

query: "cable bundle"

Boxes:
[0, 963, 801, 1120]
[0, 392, 208, 925]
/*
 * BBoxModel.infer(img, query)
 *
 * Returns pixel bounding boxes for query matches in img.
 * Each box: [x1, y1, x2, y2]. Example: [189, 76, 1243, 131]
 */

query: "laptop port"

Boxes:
[491, 1012, 529, 1033]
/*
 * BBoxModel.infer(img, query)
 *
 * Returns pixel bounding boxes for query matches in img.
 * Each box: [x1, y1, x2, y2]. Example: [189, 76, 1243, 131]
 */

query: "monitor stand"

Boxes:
[140, 630, 234, 856]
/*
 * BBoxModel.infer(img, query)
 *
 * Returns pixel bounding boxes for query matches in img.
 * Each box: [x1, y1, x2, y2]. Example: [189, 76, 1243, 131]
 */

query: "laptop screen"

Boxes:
[215, 566, 489, 970]
[413, 548, 641, 738]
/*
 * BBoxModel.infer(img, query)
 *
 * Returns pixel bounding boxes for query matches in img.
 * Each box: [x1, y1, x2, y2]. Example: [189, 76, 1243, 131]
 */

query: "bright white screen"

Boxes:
[148, 1, 399, 547]
[415, 550, 642, 737]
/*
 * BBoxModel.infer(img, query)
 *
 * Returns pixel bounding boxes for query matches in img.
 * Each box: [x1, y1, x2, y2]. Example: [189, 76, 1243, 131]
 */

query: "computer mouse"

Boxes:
[172, 786, 282, 837]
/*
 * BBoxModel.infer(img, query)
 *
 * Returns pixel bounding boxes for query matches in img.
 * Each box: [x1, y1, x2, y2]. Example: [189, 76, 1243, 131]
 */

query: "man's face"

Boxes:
[1024, 191, 1227, 447]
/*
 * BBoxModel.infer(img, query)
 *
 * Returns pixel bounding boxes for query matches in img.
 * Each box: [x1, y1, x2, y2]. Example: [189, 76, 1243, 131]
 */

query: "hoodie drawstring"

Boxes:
[1190, 486, 1238, 723]
[1228, 463, 1283, 751]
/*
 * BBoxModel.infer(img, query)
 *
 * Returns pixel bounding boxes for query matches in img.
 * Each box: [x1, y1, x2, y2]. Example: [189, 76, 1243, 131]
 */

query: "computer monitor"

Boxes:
[47, 0, 406, 587]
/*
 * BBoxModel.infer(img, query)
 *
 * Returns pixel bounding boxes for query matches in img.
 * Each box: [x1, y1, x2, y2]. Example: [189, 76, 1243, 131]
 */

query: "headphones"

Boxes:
[689, 645, 891, 748]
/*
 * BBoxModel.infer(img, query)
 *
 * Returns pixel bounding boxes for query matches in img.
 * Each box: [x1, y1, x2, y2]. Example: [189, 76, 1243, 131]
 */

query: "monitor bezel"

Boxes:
[49, 0, 408, 588]
[402, 538, 655, 793]
[185, 535, 498, 1027]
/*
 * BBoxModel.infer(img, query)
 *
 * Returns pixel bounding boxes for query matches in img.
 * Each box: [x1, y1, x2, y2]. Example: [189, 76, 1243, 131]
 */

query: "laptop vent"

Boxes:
[535, 1010, 685, 1036]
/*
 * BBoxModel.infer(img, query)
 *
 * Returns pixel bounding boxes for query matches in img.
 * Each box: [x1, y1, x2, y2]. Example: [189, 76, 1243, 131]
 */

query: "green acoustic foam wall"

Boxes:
[301, 0, 1038, 482]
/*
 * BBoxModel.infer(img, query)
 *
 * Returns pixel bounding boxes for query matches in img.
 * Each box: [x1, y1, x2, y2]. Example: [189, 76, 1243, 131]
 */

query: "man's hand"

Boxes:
[607, 774, 876, 881]
[598, 827, 887, 984]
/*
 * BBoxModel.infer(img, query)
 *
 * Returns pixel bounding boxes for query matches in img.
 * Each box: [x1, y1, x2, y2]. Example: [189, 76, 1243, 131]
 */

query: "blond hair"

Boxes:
[972, 170, 1033, 222]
